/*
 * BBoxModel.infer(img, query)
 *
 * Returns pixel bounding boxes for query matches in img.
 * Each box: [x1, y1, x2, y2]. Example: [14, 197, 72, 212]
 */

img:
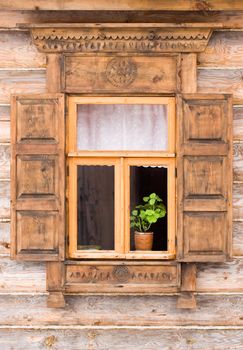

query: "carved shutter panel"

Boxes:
[177, 94, 232, 262]
[11, 94, 65, 261]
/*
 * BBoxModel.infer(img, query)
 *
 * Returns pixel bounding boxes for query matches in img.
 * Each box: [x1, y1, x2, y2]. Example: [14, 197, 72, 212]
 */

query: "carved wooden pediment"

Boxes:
[27, 24, 214, 53]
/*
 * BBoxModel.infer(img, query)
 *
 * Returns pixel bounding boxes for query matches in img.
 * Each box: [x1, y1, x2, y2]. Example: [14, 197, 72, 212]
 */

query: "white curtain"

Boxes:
[77, 104, 168, 151]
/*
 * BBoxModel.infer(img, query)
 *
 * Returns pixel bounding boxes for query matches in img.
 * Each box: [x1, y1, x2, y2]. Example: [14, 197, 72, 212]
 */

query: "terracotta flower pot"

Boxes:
[134, 231, 153, 250]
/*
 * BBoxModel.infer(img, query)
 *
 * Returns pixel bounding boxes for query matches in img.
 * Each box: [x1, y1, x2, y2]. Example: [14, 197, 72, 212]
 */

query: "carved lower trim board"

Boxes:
[65, 262, 180, 293]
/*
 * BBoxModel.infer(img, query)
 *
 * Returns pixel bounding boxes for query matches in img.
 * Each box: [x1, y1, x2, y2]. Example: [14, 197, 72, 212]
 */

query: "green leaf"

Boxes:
[147, 216, 157, 224]
[145, 209, 154, 216]
[132, 210, 138, 216]
[150, 193, 156, 199]
[143, 196, 149, 202]
[149, 198, 155, 205]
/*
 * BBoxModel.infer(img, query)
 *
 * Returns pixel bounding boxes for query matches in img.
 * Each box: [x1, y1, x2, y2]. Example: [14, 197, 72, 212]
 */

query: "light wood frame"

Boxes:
[67, 96, 176, 259]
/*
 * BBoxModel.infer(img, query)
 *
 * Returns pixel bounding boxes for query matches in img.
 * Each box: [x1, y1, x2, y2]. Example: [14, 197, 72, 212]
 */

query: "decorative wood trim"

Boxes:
[64, 261, 180, 293]
[29, 24, 213, 54]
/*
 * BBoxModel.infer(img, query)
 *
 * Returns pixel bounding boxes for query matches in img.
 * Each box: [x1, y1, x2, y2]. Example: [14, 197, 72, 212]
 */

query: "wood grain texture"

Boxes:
[233, 106, 243, 141]
[233, 183, 243, 220]
[2, 11, 243, 28]
[0, 145, 10, 179]
[0, 222, 10, 254]
[11, 94, 65, 261]
[0, 120, 10, 142]
[233, 221, 243, 255]
[0, 328, 243, 350]
[0, 181, 10, 218]
[198, 31, 243, 68]
[0, 294, 243, 326]
[198, 69, 243, 100]
[2, 0, 243, 11]
[0, 256, 46, 293]
[196, 259, 243, 292]
[0, 31, 45, 68]
[0, 70, 46, 104]
[0, 105, 10, 121]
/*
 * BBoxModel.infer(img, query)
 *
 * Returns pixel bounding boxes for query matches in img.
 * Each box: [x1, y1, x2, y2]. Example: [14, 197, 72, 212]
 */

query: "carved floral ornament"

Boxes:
[29, 25, 213, 53]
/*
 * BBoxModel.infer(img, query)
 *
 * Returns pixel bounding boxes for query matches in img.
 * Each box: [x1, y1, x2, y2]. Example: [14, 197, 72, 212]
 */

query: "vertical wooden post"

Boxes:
[177, 53, 197, 309]
[46, 53, 65, 308]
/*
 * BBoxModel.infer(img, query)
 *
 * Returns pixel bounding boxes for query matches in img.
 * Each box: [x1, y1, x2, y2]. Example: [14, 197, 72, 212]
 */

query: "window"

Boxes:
[67, 97, 176, 259]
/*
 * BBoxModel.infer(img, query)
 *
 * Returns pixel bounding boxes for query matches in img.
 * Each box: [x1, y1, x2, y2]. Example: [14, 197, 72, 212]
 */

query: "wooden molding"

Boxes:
[28, 24, 213, 54]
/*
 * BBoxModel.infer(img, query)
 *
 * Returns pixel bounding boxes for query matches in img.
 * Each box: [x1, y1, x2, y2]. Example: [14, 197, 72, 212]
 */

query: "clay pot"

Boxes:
[134, 231, 153, 250]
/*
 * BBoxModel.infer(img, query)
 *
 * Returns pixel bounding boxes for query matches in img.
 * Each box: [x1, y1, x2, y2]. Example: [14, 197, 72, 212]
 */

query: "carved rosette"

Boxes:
[30, 26, 212, 53]
[106, 57, 137, 87]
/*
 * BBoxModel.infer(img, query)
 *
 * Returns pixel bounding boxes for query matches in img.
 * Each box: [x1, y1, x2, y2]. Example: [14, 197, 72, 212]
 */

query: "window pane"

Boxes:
[77, 165, 114, 250]
[77, 104, 168, 150]
[130, 166, 167, 251]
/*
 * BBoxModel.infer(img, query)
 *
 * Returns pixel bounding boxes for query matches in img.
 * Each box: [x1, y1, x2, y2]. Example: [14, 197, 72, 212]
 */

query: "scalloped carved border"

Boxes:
[31, 26, 212, 53]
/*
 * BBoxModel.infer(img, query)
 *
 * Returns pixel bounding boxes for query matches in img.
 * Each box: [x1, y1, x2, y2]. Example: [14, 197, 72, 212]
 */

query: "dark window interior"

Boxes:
[77, 165, 114, 250]
[130, 166, 168, 251]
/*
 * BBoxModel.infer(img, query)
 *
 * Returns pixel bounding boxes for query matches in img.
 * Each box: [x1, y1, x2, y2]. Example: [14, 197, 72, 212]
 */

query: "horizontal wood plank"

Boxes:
[0, 256, 46, 293]
[233, 221, 243, 256]
[0, 121, 10, 142]
[0, 31, 45, 68]
[0, 70, 46, 104]
[0, 105, 10, 121]
[0, 294, 243, 326]
[198, 68, 243, 100]
[1, 11, 243, 29]
[0, 222, 9, 254]
[196, 259, 243, 292]
[0, 145, 10, 179]
[233, 143, 243, 182]
[198, 31, 243, 68]
[0, 181, 9, 218]
[233, 183, 243, 220]
[233, 106, 243, 141]
[0, 328, 243, 350]
[2, 0, 243, 11]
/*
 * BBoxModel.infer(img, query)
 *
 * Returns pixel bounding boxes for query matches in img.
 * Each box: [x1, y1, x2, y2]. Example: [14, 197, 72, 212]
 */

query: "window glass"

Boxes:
[77, 104, 168, 150]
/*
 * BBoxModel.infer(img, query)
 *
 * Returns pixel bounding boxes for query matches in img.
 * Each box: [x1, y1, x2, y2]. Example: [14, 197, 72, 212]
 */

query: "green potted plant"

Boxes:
[130, 193, 166, 250]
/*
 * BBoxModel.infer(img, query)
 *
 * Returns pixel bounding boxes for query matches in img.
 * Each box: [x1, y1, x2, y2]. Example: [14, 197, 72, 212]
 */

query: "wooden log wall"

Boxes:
[0, 12, 243, 349]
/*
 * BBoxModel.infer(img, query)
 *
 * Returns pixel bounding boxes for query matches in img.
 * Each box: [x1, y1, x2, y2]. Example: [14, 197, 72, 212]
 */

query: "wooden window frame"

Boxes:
[67, 96, 176, 260]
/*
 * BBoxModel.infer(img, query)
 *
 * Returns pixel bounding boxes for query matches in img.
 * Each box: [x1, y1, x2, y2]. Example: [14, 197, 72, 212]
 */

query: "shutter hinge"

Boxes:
[175, 168, 177, 178]
[67, 165, 69, 177]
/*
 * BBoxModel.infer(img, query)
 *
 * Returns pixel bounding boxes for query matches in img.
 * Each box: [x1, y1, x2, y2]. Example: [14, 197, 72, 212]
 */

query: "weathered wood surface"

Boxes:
[0, 181, 9, 218]
[196, 258, 243, 292]
[0, 105, 10, 121]
[0, 257, 242, 293]
[0, 144, 10, 178]
[0, 70, 46, 104]
[233, 183, 243, 220]
[198, 69, 243, 100]
[0, 31, 45, 68]
[0, 257, 46, 293]
[2, 0, 243, 11]
[0, 222, 9, 254]
[2, 11, 243, 28]
[233, 106, 243, 141]
[233, 221, 243, 255]
[0, 294, 243, 326]
[0, 121, 10, 142]
[0, 328, 243, 350]
[198, 31, 243, 68]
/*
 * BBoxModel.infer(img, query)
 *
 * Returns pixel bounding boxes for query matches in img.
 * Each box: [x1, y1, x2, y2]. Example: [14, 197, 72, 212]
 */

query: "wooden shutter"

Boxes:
[11, 94, 65, 261]
[177, 94, 232, 262]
